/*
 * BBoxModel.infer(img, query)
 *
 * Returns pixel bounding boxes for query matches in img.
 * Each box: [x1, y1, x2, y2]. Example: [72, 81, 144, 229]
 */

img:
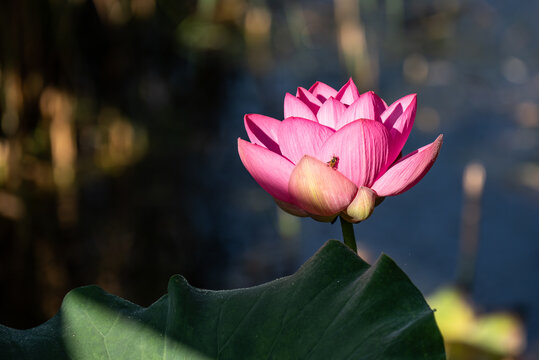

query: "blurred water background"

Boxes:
[0, 0, 538, 358]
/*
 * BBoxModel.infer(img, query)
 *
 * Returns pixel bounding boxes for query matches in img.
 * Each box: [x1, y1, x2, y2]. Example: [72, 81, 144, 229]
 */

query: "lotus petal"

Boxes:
[335, 78, 360, 106]
[238, 139, 294, 203]
[317, 97, 346, 130]
[308, 81, 338, 102]
[317, 119, 390, 187]
[296, 87, 322, 114]
[381, 94, 417, 166]
[342, 186, 377, 223]
[278, 117, 335, 164]
[289, 156, 358, 216]
[244, 114, 281, 154]
[284, 93, 317, 122]
[275, 198, 309, 217]
[371, 135, 443, 196]
[336, 91, 387, 129]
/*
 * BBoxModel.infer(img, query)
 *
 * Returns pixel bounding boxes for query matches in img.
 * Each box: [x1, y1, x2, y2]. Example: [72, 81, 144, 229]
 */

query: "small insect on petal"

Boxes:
[288, 155, 357, 217]
[326, 155, 339, 169]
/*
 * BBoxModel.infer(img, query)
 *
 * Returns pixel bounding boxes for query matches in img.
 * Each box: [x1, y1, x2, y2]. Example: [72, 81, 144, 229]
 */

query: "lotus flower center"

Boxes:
[326, 155, 339, 170]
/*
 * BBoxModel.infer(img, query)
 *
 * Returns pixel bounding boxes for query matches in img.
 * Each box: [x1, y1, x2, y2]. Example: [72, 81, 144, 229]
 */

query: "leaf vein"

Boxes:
[82, 308, 105, 338]
[302, 278, 361, 359]
[218, 288, 268, 356]
[263, 278, 335, 360]
[216, 296, 228, 359]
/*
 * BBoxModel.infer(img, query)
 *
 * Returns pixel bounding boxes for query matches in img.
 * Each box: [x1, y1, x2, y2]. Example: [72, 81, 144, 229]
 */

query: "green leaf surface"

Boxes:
[0, 240, 445, 359]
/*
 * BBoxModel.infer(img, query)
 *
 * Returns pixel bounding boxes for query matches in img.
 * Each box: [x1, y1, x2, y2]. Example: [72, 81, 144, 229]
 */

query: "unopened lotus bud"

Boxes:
[343, 187, 377, 223]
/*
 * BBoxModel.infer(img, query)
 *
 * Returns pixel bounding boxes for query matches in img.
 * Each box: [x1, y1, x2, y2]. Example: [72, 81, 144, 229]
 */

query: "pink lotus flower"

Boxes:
[238, 79, 443, 223]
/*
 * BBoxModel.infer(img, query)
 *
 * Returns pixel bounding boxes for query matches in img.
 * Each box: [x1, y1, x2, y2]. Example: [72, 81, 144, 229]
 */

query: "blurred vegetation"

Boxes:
[429, 287, 525, 360]
[0, 0, 246, 329]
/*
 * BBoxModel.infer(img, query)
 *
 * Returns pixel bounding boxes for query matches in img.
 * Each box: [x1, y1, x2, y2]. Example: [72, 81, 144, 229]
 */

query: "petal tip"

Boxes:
[371, 134, 444, 197]
[434, 134, 444, 152]
[308, 81, 321, 92]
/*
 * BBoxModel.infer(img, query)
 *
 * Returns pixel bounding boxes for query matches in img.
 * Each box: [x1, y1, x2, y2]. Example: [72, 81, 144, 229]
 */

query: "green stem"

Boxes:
[340, 217, 357, 253]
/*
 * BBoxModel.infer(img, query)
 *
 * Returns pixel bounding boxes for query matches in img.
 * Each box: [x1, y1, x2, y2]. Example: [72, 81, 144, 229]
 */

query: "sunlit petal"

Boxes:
[316, 97, 346, 130]
[289, 156, 357, 216]
[308, 81, 338, 102]
[342, 186, 377, 223]
[381, 94, 417, 166]
[335, 78, 360, 106]
[244, 114, 281, 154]
[336, 91, 387, 129]
[275, 198, 309, 217]
[296, 87, 323, 115]
[238, 139, 294, 203]
[284, 93, 317, 122]
[371, 135, 443, 196]
[317, 119, 390, 187]
[278, 117, 335, 164]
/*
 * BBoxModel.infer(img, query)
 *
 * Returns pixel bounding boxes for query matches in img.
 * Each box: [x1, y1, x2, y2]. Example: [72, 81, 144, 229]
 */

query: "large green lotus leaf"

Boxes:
[0, 240, 445, 359]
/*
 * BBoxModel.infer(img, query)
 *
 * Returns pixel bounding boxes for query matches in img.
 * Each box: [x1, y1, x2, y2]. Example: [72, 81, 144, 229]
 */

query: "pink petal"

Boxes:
[371, 134, 443, 196]
[310, 214, 339, 223]
[288, 155, 358, 217]
[317, 119, 390, 187]
[278, 117, 335, 164]
[238, 138, 295, 203]
[341, 186, 377, 223]
[275, 198, 309, 217]
[335, 78, 359, 106]
[308, 81, 338, 102]
[336, 91, 387, 130]
[381, 94, 417, 165]
[316, 97, 346, 130]
[296, 87, 323, 114]
[244, 114, 281, 154]
[284, 93, 317, 122]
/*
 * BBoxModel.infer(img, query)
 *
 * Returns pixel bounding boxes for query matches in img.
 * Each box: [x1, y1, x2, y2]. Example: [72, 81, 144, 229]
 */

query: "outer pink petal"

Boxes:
[371, 134, 443, 196]
[336, 91, 387, 130]
[296, 87, 323, 114]
[380, 94, 417, 166]
[316, 97, 346, 130]
[278, 117, 335, 164]
[275, 198, 309, 217]
[238, 138, 295, 203]
[308, 81, 338, 102]
[284, 93, 317, 122]
[317, 119, 390, 187]
[244, 114, 281, 154]
[288, 155, 358, 217]
[335, 78, 360, 106]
